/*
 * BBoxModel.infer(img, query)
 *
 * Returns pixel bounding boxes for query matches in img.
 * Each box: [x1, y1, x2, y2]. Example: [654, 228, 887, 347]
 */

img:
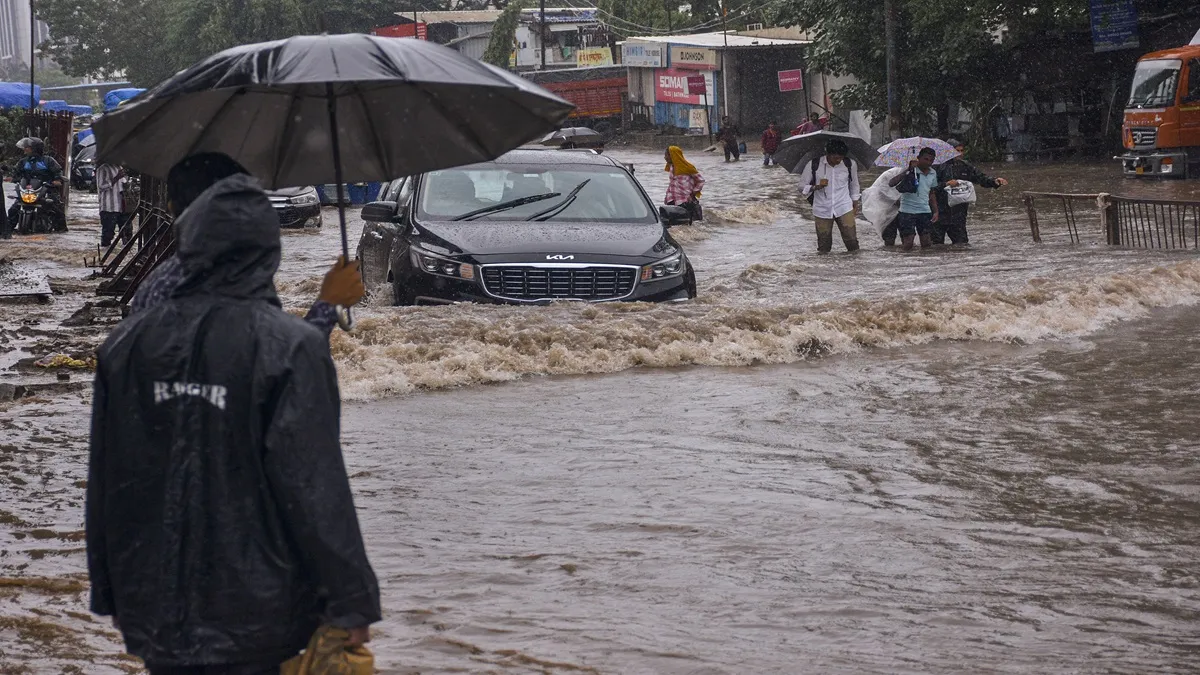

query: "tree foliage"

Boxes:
[37, 0, 425, 86]
[774, 0, 1200, 150]
[483, 0, 527, 68]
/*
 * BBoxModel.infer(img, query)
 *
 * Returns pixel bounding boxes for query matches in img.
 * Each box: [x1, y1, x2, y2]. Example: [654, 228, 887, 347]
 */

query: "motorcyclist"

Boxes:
[8, 137, 67, 232]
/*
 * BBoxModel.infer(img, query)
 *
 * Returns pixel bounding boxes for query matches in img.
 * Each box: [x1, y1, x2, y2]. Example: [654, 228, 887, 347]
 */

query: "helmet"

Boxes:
[16, 137, 44, 154]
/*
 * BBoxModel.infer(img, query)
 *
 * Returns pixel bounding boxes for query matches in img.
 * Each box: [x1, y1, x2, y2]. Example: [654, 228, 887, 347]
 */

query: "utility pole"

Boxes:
[884, 0, 902, 140]
[539, 0, 547, 70]
[29, 0, 36, 114]
[665, 0, 673, 34]
[413, 0, 418, 39]
[719, 0, 728, 118]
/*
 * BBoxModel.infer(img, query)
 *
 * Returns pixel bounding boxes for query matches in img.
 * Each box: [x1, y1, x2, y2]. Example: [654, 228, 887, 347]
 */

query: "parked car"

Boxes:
[357, 149, 697, 306]
[266, 186, 322, 228]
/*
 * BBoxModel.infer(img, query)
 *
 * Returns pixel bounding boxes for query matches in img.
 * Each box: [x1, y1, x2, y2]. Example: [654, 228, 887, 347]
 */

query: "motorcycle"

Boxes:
[72, 145, 97, 192]
[15, 178, 63, 235]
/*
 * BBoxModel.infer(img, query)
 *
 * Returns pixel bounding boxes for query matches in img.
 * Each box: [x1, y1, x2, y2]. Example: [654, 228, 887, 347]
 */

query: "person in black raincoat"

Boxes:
[86, 171, 381, 675]
[932, 138, 1009, 245]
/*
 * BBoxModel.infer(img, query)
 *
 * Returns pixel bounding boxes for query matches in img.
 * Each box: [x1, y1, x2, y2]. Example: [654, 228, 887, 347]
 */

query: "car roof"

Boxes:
[480, 148, 622, 168]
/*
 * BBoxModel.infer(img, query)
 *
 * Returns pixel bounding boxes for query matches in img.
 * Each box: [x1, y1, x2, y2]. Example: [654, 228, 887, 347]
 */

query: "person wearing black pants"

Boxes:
[932, 138, 1008, 244]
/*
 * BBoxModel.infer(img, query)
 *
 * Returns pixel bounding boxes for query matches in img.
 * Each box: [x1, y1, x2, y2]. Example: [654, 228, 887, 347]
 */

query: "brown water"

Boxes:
[2, 157, 1200, 673]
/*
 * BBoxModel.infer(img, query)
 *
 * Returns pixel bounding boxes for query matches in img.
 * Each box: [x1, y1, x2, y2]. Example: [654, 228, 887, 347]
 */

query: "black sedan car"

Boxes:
[357, 149, 697, 306]
[266, 186, 323, 228]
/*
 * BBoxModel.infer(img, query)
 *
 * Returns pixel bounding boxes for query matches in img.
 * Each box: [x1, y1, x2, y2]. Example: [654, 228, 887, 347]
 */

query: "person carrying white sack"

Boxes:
[860, 166, 906, 247]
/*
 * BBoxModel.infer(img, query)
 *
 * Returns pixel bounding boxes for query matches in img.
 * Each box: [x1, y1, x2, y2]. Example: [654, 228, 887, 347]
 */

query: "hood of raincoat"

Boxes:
[173, 172, 281, 305]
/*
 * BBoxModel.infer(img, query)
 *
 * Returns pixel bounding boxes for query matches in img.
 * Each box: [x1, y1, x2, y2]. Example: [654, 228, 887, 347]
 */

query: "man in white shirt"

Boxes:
[799, 139, 861, 253]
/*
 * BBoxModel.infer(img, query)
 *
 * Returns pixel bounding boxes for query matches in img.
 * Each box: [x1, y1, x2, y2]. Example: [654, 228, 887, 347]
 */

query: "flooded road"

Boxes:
[2, 154, 1200, 673]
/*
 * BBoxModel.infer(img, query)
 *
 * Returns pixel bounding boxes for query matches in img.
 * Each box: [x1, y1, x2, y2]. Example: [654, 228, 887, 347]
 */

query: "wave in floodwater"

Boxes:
[328, 259, 1200, 401]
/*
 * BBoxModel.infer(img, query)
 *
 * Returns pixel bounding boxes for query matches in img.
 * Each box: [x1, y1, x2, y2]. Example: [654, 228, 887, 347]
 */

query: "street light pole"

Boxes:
[539, 0, 546, 70]
[884, 0, 902, 140]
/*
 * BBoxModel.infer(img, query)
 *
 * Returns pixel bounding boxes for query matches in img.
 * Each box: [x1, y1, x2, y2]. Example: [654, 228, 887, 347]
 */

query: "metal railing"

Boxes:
[1023, 192, 1200, 250]
[95, 174, 175, 305]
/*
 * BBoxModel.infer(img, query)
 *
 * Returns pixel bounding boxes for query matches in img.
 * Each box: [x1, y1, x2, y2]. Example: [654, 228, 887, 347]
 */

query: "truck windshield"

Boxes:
[1127, 59, 1181, 109]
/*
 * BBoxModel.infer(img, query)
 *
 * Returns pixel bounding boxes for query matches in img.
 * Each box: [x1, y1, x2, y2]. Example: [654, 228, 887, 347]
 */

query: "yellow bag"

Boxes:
[280, 625, 374, 675]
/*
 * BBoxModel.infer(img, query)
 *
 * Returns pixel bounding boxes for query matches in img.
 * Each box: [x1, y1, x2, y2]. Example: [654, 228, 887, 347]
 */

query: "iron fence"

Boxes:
[1023, 192, 1200, 250]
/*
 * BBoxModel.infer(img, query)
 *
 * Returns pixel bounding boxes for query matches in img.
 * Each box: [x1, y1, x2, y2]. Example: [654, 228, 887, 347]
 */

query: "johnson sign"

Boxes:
[669, 46, 718, 70]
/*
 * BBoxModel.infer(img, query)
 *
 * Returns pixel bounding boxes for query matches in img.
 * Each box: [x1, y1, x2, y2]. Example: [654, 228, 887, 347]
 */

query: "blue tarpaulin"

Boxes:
[104, 88, 145, 111]
[44, 100, 92, 115]
[0, 82, 41, 108]
[75, 129, 94, 144]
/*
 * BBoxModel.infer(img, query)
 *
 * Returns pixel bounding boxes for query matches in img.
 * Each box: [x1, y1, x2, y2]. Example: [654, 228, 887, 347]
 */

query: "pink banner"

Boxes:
[777, 69, 804, 92]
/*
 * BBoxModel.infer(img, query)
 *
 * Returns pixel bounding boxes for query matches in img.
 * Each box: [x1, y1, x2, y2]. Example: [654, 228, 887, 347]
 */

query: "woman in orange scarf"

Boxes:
[663, 146, 705, 221]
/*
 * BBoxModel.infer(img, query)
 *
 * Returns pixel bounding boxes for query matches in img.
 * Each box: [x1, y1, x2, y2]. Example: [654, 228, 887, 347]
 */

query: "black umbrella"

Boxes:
[540, 126, 602, 146]
[93, 33, 574, 323]
[774, 131, 879, 174]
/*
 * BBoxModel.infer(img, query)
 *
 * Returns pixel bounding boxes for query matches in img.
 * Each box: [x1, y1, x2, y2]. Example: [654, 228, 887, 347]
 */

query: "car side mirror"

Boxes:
[659, 204, 692, 227]
[361, 200, 399, 223]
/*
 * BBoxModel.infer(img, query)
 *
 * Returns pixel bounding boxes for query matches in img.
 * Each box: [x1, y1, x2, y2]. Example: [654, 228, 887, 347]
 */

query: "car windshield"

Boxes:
[417, 165, 656, 223]
[1127, 59, 1181, 108]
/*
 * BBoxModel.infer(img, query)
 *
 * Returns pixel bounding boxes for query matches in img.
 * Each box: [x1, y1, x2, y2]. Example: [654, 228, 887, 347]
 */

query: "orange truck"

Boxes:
[1119, 28, 1200, 177]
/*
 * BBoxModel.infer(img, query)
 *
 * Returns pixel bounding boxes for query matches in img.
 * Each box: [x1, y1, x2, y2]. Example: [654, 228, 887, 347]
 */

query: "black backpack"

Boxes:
[895, 166, 919, 194]
[806, 156, 854, 205]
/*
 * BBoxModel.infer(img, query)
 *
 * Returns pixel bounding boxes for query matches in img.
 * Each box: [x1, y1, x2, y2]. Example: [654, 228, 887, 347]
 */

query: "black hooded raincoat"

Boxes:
[86, 174, 380, 668]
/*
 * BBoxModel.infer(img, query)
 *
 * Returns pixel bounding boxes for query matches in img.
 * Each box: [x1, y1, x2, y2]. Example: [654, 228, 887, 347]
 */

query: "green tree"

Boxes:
[483, 0, 527, 68]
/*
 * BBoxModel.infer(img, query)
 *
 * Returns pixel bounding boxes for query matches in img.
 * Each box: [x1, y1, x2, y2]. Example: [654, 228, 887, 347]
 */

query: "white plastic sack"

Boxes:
[946, 180, 977, 207]
[860, 167, 904, 236]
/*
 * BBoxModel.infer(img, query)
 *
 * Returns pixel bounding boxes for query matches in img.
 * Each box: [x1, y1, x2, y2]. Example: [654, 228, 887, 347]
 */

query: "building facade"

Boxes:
[0, 0, 49, 70]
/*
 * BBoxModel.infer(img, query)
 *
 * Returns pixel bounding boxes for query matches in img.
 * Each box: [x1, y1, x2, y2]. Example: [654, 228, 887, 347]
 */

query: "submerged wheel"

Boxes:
[391, 272, 417, 306]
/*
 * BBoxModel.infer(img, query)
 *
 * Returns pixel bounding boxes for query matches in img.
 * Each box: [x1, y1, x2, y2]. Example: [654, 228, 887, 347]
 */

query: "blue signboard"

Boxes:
[1090, 0, 1139, 53]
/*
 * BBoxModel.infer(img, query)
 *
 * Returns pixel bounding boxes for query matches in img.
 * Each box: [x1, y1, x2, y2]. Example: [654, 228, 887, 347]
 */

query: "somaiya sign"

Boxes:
[655, 68, 715, 104]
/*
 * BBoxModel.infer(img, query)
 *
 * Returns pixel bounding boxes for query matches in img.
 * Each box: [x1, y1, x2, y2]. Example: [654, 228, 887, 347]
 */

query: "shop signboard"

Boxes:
[655, 68, 715, 105]
[687, 108, 709, 135]
[686, 74, 707, 96]
[577, 47, 614, 67]
[777, 69, 804, 92]
[669, 46, 718, 70]
[622, 43, 665, 68]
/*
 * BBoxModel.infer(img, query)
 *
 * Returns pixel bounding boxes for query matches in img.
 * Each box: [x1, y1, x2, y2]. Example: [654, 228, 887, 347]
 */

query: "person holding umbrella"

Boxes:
[888, 147, 941, 251]
[933, 138, 1009, 245]
[87, 162, 381, 675]
[798, 139, 861, 253]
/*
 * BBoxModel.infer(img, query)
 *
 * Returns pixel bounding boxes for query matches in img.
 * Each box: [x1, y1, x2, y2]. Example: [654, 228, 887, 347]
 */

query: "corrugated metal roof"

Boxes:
[396, 10, 502, 24]
[624, 32, 810, 48]
[519, 7, 599, 23]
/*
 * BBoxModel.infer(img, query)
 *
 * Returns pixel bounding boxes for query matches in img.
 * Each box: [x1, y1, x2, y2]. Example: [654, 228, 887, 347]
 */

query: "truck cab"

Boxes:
[1119, 31, 1200, 178]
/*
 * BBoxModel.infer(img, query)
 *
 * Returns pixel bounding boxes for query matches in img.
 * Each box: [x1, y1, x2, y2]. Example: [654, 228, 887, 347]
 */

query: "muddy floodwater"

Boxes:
[2, 154, 1200, 673]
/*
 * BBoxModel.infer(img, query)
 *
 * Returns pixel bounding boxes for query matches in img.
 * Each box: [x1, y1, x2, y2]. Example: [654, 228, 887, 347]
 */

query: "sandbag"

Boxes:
[860, 167, 904, 236]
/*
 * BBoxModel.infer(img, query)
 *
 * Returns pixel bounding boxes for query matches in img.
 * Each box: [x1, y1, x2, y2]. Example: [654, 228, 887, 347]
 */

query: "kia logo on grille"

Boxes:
[546, 254, 575, 260]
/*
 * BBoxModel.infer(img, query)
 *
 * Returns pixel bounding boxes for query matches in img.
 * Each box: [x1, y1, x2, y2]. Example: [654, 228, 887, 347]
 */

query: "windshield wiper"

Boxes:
[526, 179, 592, 221]
[452, 192, 560, 221]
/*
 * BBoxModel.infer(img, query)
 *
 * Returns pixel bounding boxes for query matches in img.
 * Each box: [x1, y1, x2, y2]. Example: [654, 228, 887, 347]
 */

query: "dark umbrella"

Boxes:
[774, 130, 879, 174]
[540, 126, 602, 146]
[93, 33, 574, 323]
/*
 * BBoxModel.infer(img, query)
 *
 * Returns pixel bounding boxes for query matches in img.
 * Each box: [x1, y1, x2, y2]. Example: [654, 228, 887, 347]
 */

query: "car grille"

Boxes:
[482, 265, 637, 301]
[1130, 127, 1157, 148]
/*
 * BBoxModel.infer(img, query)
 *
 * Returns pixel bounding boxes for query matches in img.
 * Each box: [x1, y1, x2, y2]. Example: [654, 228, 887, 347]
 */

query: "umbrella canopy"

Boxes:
[540, 126, 602, 146]
[774, 131, 879, 174]
[875, 137, 959, 167]
[92, 34, 574, 189]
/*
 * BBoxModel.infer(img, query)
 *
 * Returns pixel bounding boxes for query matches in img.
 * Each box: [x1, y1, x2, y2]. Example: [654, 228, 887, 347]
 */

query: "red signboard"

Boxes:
[686, 74, 706, 96]
[372, 23, 428, 40]
[777, 69, 804, 92]
[656, 68, 713, 105]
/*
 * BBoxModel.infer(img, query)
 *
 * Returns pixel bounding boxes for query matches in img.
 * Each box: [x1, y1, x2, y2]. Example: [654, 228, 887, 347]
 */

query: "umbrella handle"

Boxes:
[328, 83, 354, 333]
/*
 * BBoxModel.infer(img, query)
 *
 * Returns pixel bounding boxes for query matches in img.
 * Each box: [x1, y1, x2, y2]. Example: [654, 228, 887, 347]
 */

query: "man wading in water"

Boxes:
[87, 156, 380, 674]
[799, 139, 861, 253]
[889, 147, 940, 251]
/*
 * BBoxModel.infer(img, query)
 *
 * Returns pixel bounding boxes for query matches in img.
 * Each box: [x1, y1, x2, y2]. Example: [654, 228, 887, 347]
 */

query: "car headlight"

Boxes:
[641, 252, 685, 281]
[410, 248, 475, 280]
[289, 193, 319, 205]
